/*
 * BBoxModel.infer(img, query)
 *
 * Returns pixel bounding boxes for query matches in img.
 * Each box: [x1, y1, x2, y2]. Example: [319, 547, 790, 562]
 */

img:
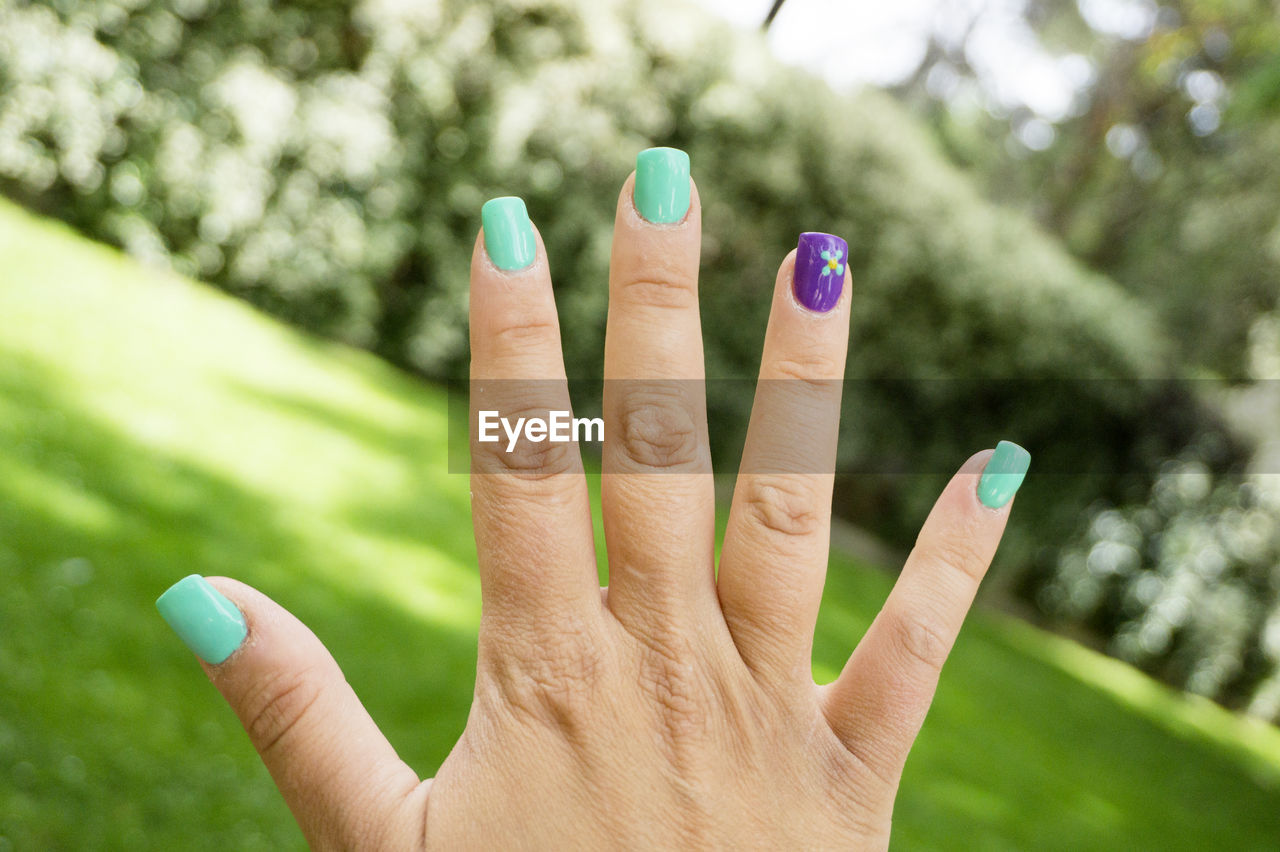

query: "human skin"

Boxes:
[159, 154, 1026, 850]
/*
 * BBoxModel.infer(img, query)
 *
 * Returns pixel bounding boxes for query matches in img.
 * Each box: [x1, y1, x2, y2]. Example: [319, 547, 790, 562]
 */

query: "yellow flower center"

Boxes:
[828, 258, 838, 270]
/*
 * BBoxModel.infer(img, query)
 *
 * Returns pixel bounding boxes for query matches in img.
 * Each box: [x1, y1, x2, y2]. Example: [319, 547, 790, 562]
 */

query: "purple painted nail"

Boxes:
[793, 232, 848, 313]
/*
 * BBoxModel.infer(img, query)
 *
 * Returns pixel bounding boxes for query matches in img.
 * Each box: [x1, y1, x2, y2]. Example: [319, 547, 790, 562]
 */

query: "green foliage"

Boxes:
[926, 0, 1280, 377]
[1046, 463, 1280, 718]
[4, 196, 1280, 850]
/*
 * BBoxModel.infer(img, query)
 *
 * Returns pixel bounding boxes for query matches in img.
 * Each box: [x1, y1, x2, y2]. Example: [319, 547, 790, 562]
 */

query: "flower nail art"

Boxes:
[820, 247, 845, 278]
[793, 232, 848, 313]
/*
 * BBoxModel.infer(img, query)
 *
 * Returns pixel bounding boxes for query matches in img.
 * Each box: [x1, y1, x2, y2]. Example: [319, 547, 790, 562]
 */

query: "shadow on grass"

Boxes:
[0, 349, 477, 850]
[217, 377, 473, 559]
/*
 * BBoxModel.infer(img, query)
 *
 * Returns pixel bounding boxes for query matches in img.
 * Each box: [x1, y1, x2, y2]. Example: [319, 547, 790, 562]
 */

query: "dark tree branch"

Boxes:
[763, 0, 787, 31]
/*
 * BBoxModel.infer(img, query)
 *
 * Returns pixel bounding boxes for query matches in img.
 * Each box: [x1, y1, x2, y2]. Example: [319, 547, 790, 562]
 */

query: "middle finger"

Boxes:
[602, 148, 716, 636]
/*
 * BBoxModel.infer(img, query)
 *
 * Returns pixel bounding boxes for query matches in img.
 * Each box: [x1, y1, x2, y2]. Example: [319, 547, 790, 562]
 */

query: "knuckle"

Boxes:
[635, 638, 711, 753]
[890, 614, 951, 675]
[921, 531, 990, 586]
[243, 665, 325, 755]
[486, 620, 605, 733]
[818, 720, 901, 810]
[473, 404, 580, 480]
[485, 435, 578, 479]
[740, 476, 823, 539]
[768, 352, 844, 386]
[611, 387, 702, 470]
[617, 269, 697, 310]
[823, 739, 893, 800]
[817, 750, 894, 842]
[489, 316, 559, 353]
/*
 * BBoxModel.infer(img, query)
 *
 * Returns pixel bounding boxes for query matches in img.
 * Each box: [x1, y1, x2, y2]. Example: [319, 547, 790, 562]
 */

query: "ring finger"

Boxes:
[717, 234, 852, 685]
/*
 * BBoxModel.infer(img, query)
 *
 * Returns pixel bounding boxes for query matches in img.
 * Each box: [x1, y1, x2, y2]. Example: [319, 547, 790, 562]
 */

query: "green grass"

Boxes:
[1, 198, 1279, 850]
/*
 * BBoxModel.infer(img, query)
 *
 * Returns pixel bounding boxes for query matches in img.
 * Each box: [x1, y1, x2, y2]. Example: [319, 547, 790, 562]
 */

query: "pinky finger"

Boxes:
[820, 442, 1029, 790]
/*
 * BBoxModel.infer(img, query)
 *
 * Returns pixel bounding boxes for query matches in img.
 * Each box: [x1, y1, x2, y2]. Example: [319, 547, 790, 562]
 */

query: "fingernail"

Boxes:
[156, 575, 247, 664]
[793, 232, 848, 313]
[481, 196, 536, 271]
[634, 147, 691, 224]
[977, 440, 1031, 509]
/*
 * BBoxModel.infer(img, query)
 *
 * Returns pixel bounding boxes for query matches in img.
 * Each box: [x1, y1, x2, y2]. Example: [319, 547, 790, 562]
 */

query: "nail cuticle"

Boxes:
[630, 195, 689, 227]
[789, 270, 847, 316]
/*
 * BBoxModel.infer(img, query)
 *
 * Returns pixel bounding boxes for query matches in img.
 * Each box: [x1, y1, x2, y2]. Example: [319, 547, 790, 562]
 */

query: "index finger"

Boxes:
[469, 197, 603, 637]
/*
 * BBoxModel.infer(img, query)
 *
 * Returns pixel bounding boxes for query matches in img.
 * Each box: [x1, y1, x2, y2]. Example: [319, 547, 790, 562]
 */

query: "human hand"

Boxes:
[156, 147, 1030, 850]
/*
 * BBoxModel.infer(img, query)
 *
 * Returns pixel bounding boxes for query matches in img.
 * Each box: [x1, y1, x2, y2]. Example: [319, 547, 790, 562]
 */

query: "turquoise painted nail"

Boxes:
[156, 575, 247, 664]
[977, 441, 1031, 509]
[481, 196, 536, 271]
[634, 147, 691, 224]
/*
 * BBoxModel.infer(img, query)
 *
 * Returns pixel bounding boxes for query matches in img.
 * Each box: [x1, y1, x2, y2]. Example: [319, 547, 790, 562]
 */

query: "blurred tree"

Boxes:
[895, 0, 1280, 378]
[1047, 463, 1280, 718]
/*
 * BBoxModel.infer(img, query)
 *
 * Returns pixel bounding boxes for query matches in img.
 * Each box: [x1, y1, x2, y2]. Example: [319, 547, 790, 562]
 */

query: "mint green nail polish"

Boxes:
[481, 196, 536, 271]
[156, 575, 247, 664]
[977, 441, 1031, 509]
[634, 147, 690, 224]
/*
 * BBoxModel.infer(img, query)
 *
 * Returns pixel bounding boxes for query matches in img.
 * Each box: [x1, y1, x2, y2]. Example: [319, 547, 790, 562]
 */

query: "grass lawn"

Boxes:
[2, 197, 1279, 849]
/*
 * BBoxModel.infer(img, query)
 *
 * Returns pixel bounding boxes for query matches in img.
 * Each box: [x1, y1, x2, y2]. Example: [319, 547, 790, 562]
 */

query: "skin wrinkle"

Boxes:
[484, 614, 607, 738]
[611, 386, 704, 471]
[740, 477, 825, 539]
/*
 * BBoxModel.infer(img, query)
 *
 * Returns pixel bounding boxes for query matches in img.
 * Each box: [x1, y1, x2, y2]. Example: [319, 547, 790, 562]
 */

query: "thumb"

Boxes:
[156, 575, 426, 850]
